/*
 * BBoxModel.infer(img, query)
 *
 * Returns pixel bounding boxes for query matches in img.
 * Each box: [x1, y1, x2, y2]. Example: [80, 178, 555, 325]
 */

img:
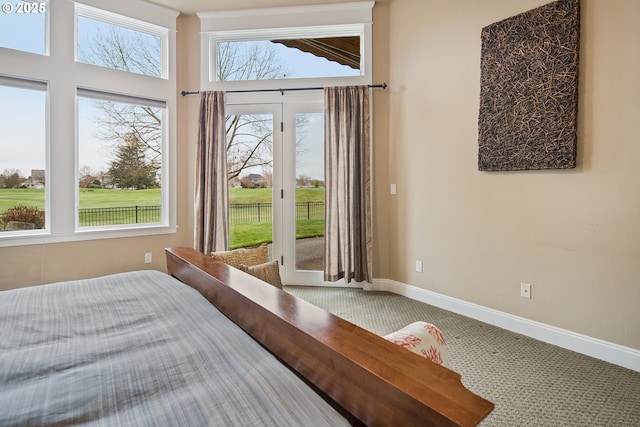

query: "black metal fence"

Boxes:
[230, 201, 324, 223]
[77, 201, 324, 226]
[230, 203, 272, 223]
[79, 206, 161, 226]
[294, 201, 324, 221]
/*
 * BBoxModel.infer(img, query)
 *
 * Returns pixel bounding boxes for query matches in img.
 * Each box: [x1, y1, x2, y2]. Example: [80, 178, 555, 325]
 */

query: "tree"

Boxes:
[78, 25, 162, 175]
[82, 30, 309, 186]
[219, 41, 285, 183]
[79, 165, 97, 188]
[108, 135, 157, 190]
[0, 169, 24, 189]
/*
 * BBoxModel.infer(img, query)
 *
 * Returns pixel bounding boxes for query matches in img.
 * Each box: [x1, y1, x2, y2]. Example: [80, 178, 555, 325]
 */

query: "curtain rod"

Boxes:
[181, 82, 387, 97]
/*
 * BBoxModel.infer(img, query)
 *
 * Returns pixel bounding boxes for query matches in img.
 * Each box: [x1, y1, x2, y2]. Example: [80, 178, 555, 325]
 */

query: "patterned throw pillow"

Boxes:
[383, 321, 448, 367]
[210, 244, 269, 269]
[239, 260, 283, 289]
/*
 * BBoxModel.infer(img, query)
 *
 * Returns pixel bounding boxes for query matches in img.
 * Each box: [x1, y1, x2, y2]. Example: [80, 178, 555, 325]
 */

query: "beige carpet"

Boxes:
[286, 286, 640, 426]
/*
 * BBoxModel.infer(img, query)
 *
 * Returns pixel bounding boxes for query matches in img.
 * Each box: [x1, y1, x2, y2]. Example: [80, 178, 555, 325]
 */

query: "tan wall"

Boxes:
[371, 2, 392, 279]
[380, 0, 640, 349]
[0, 236, 181, 290]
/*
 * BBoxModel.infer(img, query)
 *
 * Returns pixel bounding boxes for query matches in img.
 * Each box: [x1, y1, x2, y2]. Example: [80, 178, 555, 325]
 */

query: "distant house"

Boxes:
[98, 173, 114, 189]
[24, 170, 45, 189]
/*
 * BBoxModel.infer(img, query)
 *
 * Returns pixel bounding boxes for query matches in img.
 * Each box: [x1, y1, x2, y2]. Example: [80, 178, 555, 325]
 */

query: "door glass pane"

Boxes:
[77, 95, 163, 228]
[227, 113, 274, 250]
[294, 112, 324, 271]
[0, 82, 47, 233]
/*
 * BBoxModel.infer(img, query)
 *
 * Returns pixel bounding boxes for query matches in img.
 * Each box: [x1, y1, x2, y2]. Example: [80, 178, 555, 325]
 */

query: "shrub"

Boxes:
[0, 205, 45, 230]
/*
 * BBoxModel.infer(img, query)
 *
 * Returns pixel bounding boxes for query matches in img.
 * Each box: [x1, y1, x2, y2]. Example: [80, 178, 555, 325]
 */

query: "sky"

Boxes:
[294, 112, 325, 181]
[1, 3, 355, 182]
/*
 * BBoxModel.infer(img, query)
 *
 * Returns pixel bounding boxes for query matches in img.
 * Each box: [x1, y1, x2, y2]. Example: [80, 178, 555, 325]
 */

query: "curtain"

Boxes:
[194, 91, 228, 254]
[324, 86, 372, 283]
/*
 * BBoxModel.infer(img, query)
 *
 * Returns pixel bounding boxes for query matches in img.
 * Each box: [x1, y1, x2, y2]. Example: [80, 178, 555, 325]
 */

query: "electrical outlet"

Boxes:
[390, 184, 397, 194]
[144, 253, 152, 264]
[520, 282, 531, 299]
[416, 260, 423, 273]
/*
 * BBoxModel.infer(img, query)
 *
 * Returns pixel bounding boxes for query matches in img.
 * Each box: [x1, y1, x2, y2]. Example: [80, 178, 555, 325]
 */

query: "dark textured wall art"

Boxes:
[478, 0, 580, 171]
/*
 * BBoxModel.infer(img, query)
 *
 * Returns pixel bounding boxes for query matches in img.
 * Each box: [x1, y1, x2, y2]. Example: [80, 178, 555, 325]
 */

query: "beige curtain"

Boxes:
[194, 91, 228, 253]
[324, 86, 372, 283]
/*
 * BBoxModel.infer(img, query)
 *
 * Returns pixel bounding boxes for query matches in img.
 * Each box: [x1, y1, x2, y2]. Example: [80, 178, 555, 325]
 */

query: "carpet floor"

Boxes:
[285, 286, 640, 426]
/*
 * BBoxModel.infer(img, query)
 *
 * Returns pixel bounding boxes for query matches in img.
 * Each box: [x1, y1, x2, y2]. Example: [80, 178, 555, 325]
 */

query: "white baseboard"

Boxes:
[367, 278, 640, 373]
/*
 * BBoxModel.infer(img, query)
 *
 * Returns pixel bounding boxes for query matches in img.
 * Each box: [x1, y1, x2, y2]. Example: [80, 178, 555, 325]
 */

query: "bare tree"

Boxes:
[91, 99, 162, 170]
[81, 31, 308, 185]
[219, 41, 285, 183]
[78, 25, 162, 177]
[217, 41, 287, 82]
[85, 27, 161, 77]
[0, 169, 24, 189]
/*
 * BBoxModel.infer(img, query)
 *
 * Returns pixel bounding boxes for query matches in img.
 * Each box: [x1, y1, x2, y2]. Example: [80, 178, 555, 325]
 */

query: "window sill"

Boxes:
[0, 224, 178, 248]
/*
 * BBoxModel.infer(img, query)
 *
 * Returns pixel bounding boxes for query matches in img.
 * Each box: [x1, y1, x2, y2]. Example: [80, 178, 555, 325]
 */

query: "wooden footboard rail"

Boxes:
[166, 247, 493, 426]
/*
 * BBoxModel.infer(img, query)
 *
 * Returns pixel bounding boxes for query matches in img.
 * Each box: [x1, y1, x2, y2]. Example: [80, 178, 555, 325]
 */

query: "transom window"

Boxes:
[76, 3, 167, 78]
[216, 34, 361, 82]
[0, 1, 48, 55]
[199, 2, 373, 89]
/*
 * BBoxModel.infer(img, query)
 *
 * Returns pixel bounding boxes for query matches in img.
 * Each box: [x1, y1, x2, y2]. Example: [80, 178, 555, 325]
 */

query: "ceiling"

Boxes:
[145, 0, 382, 15]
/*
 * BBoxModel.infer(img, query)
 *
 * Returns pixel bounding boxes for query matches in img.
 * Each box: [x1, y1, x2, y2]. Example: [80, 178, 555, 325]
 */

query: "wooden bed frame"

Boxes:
[166, 247, 494, 426]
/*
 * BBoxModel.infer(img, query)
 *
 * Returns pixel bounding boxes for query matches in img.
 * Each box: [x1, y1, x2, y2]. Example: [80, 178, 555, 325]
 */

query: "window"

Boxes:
[77, 90, 166, 228]
[0, 77, 47, 233]
[216, 35, 361, 82]
[0, 1, 48, 54]
[76, 4, 166, 78]
[0, 0, 177, 247]
[199, 2, 373, 90]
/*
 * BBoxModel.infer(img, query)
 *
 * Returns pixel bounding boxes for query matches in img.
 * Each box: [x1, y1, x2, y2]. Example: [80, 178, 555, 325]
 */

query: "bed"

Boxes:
[0, 247, 493, 426]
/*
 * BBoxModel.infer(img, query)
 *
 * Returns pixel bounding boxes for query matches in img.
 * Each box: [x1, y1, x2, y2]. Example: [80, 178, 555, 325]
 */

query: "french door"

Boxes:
[226, 96, 326, 286]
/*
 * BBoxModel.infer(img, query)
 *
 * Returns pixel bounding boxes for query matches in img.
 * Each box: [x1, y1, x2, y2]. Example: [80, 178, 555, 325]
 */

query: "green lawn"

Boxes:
[229, 187, 324, 203]
[0, 188, 161, 212]
[1, 187, 325, 248]
[0, 188, 46, 212]
[0, 187, 324, 212]
[78, 188, 161, 208]
[229, 187, 324, 248]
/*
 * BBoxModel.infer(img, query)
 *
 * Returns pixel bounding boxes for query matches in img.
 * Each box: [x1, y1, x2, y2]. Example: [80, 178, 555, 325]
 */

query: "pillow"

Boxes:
[239, 260, 283, 289]
[210, 244, 268, 269]
[383, 321, 448, 367]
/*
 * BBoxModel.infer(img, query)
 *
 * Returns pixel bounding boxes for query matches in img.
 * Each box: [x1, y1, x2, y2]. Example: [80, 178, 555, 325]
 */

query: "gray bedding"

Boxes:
[0, 270, 349, 426]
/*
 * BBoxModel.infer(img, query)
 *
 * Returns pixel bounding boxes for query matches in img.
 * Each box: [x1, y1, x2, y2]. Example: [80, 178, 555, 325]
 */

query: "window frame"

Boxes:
[0, 75, 50, 237]
[208, 24, 366, 84]
[0, 0, 178, 248]
[198, 2, 374, 92]
[0, 0, 50, 55]
[75, 3, 169, 79]
[75, 88, 169, 231]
